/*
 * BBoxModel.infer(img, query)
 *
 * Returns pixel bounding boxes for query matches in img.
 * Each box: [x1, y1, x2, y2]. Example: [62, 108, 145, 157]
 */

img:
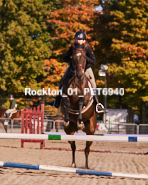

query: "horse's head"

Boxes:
[72, 48, 86, 79]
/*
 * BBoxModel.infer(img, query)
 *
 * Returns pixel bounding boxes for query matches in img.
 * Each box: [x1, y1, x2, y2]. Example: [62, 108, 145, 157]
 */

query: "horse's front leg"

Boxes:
[85, 141, 93, 169]
[63, 97, 70, 127]
[3, 125, 7, 133]
[77, 98, 84, 130]
[3, 119, 9, 133]
[68, 140, 76, 167]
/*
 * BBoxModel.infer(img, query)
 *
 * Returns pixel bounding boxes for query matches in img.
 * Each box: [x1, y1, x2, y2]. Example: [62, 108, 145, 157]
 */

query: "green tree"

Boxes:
[0, 0, 54, 97]
[96, 0, 148, 115]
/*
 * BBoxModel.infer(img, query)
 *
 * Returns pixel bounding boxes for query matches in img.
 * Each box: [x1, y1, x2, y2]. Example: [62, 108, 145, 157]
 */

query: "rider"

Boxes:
[4, 94, 17, 118]
[47, 30, 103, 110]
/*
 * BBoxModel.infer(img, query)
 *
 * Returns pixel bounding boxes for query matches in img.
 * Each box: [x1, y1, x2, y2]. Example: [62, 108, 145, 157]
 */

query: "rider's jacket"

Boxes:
[63, 42, 96, 71]
[9, 99, 17, 109]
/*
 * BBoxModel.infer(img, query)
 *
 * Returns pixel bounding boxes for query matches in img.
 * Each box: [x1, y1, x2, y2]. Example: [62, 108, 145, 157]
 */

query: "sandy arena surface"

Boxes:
[1, 137, 148, 185]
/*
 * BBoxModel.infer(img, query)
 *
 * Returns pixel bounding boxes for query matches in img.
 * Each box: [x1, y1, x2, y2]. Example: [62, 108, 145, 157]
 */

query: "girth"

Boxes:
[67, 96, 93, 115]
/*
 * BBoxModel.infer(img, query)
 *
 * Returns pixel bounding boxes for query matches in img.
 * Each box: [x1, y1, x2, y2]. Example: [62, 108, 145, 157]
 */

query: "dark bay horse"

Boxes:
[0, 107, 21, 132]
[61, 47, 97, 169]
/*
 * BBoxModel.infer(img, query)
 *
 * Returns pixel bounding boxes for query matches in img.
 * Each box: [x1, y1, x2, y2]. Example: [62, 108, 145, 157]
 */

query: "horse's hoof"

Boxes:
[64, 121, 69, 127]
[71, 163, 76, 168]
[77, 121, 85, 130]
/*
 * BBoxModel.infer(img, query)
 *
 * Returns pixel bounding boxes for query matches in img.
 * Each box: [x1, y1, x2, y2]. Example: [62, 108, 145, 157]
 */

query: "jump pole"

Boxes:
[0, 133, 148, 142]
[0, 161, 148, 179]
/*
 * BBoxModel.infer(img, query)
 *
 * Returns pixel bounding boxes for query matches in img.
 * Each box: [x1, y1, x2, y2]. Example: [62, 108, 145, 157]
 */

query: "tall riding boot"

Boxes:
[46, 83, 62, 108]
[4, 113, 9, 118]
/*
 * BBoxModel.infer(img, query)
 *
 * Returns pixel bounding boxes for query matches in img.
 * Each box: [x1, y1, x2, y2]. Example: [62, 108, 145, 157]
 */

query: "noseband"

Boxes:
[74, 64, 84, 69]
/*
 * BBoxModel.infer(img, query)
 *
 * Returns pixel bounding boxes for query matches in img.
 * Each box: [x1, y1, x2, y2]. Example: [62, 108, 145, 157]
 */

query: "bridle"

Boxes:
[74, 64, 84, 69]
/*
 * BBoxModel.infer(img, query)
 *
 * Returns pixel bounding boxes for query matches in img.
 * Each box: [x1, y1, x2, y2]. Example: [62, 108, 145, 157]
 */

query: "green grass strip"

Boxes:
[48, 135, 61, 140]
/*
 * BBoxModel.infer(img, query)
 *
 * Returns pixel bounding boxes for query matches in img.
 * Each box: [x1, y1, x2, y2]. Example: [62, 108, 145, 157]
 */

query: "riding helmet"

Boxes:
[74, 31, 86, 40]
[9, 94, 14, 98]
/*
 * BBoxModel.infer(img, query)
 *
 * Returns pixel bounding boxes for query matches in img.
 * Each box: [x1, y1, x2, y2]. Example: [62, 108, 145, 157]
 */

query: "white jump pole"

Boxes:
[0, 133, 148, 143]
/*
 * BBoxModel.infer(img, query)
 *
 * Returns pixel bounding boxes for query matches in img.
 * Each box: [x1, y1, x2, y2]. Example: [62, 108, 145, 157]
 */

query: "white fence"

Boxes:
[106, 122, 148, 134]
[0, 117, 148, 134]
[0, 117, 64, 133]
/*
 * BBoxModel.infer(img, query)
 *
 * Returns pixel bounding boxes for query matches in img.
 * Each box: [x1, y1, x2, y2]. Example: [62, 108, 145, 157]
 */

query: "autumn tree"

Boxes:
[95, 0, 148, 117]
[43, 0, 101, 92]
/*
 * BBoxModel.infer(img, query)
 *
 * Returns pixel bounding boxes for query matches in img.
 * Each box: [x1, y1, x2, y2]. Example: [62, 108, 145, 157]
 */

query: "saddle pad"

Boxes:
[9, 110, 17, 117]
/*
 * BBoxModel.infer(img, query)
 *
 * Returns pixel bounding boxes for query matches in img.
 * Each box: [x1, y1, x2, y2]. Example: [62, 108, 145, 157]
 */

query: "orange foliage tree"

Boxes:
[43, 0, 101, 96]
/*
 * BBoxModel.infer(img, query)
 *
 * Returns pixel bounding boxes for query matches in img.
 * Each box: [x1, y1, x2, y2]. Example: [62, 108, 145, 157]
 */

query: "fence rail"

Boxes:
[107, 122, 148, 134]
[0, 117, 63, 133]
[1, 117, 148, 135]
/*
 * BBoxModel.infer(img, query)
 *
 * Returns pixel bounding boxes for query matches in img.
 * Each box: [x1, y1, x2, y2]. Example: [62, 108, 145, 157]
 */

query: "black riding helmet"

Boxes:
[74, 31, 86, 40]
[9, 94, 14, 98]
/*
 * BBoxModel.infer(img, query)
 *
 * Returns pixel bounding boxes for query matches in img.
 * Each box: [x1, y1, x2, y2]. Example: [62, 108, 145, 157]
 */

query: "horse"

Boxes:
[0, 107, 21, 132]
[61, 47, 97, 169]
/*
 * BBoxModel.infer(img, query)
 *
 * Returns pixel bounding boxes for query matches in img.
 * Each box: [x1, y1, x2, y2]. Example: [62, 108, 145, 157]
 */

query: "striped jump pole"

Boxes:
[0, 161, 148, 179]
[1, 133, 148, 142]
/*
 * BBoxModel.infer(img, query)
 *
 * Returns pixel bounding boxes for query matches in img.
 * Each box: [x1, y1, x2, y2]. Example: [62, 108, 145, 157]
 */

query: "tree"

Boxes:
[43, 0, 101, 91]
[96, 0, 148, 116]
[0, 0, 53, 97]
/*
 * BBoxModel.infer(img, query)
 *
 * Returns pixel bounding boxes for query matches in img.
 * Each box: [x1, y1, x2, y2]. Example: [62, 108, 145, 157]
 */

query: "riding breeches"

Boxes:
[5, 108, 16, 114]
[85, 68, 96, 88]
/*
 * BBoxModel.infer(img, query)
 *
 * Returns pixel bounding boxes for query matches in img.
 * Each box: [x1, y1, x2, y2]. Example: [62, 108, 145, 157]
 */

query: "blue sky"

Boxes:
[95, 5, 103, 12]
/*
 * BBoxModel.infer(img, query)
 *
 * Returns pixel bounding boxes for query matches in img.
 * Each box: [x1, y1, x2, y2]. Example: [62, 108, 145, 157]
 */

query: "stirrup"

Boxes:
[96, 103, 105, 113]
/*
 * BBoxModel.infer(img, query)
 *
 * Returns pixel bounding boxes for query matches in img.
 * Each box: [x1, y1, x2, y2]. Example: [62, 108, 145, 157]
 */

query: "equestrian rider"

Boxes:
[5, 94, 17, 118]
[47, 31, 103, 110]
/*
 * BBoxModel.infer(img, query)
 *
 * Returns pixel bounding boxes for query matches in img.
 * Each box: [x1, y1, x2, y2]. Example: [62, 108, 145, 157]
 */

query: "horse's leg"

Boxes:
[63, 98, 70, 127]
[3, 119, 8, 133]
[77, 98, 84, 130]
[85, 141, 92, 169]
[56, 122, 59, 132]
[4, 125, 7, 133]
[64, 121, 78, 167]
[69, 140, 76, 167]
[84, 113, 96, 169]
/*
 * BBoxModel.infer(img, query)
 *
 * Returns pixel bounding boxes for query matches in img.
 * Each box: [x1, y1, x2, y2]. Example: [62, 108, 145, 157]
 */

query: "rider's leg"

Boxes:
[85, 67, 96, 88]
[85, 68, 104, 110]
[4, 108, 16, 118]
[4, 112, 9, 118]
[46, 66, 70, 108]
